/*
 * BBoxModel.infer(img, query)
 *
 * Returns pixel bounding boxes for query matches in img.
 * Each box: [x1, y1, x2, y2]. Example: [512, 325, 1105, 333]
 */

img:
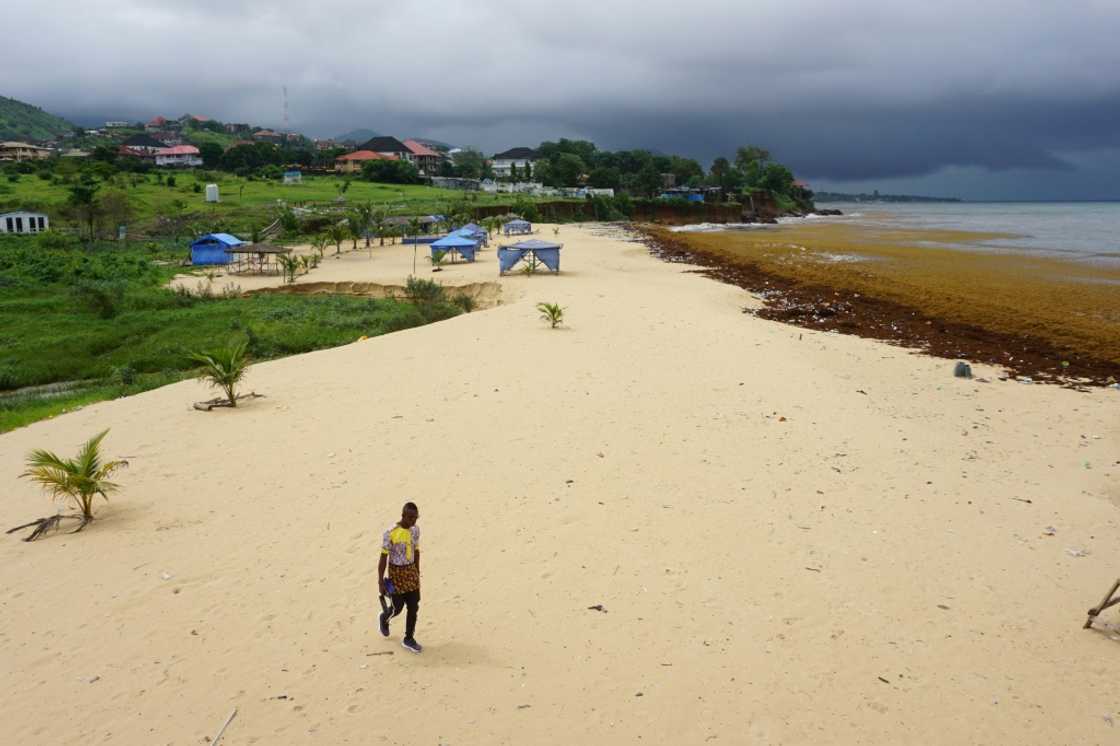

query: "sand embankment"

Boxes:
[2, 224, 1119, 745]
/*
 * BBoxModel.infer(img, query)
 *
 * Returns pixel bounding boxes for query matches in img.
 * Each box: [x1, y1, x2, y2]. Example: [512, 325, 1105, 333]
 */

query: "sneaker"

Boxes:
[401, 637, 423, 654]
[378, 611, 390, 638]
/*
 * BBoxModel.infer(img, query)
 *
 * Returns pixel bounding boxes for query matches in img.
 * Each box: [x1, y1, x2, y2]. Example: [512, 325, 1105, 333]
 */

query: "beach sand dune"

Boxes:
[2, 225, 1118, 744]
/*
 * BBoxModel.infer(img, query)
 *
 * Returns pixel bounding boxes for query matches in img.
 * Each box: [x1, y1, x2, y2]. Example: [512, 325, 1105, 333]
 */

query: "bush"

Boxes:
[72, 279, 127, 319]
[403, 276, 446, 305]
[114, 365, 136, 385]
[360, 159, 421, 184]
[511, 197, 539, 223]
[0, 365, 18, 390]
[451, 293, 476, 313]
[166, 175, 177, 187]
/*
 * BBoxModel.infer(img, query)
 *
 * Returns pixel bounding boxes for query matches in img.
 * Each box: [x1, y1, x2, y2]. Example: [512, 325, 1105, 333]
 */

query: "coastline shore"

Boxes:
[1, 224, 1118, 744]
[644, 222, 1120, 385]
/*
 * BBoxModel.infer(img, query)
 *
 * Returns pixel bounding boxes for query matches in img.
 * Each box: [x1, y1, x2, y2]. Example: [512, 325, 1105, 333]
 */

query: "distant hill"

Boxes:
[334, 128, 381, 144]
[0, 95, 77, 142]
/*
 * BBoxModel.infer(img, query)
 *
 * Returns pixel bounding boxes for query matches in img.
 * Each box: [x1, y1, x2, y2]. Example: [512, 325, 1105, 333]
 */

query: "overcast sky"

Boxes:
[5, 0, 1119, 199]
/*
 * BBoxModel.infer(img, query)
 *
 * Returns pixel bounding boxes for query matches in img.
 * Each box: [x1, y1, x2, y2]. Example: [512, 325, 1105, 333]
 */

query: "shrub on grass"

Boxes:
[452, 293, 477, 313]
[72, 279, 127, 319]
[404, 276, 445, 305]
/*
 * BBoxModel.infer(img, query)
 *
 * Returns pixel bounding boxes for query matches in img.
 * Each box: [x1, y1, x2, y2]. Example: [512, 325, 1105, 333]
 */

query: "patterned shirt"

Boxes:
[382, 524, 420, 566]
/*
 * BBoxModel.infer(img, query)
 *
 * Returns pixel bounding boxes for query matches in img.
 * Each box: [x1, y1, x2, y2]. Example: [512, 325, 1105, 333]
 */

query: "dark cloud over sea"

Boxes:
[5, 0, 1119, 198]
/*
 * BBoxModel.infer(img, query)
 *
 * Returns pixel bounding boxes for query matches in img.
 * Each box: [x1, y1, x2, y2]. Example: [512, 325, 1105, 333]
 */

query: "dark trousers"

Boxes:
[390, 590, 420, 639]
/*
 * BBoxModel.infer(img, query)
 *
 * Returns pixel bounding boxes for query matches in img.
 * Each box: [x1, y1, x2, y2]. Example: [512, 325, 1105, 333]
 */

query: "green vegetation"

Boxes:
[0, 95, 77, 142]
[189, 341, 250, 407]
[12, 429, 126, 539]
[525, 139, 812, 210]
[537, 302, 565, 328]
[0, 166, 567, 239]
[0, 233, 463, 432]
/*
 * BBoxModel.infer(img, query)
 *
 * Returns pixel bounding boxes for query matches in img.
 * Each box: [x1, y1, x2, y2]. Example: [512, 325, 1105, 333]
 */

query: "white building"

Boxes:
[154, 145, 203, 167]
[0, 211, 49, 234]
[491, 147, 539, 178]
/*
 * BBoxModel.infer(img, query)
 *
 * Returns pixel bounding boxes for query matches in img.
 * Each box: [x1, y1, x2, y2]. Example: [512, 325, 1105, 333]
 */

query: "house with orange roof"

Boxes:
[335, 150, 398, 174]
[155, 145, 202, 167]
[404, 139, 443, 175]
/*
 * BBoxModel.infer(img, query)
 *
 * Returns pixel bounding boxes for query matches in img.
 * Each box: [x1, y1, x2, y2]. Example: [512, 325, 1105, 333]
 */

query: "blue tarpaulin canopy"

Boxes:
[431, 233, 479, 262]
[454, 225, 488, 246]
[498, 239, 561, 273]
[190, 232, 244, 265]
[503, 219, 532, 236]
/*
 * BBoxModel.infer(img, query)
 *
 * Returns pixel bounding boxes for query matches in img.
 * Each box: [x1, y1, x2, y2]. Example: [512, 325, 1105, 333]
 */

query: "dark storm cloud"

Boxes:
[4, 0, 1119, 189]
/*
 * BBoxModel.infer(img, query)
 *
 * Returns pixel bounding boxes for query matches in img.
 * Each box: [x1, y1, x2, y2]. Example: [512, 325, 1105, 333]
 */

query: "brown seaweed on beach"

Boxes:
[640, 227, 1120, 387]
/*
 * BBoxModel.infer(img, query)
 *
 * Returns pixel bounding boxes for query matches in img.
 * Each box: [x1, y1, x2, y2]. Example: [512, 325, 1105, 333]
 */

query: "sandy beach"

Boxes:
[2, 224, 1119, 745]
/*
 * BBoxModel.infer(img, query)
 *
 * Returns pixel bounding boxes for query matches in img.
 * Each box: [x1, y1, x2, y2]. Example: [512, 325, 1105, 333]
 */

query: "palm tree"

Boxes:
[311, 233, 329, 259]
[327, 223, 347, 255]
[18, 430, 127, 535]
[372, 208, 388, 246]
[354, 202, 375, 249]
[189, 340, 250, 407]
[407, 217, 423, 275]
[537, 302, 564, 328]
[347, 215, 362, 252]
[277, 252, 300, 284]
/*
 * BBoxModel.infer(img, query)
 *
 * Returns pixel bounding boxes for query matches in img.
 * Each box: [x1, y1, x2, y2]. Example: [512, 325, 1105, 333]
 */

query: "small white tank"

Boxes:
[205, 184, 220, 202]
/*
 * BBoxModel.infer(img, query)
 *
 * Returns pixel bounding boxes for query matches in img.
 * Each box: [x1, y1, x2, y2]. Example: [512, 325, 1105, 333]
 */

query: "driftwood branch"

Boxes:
[193, 392, 265, 412]
[1085, 578, 1120, 629]
[7, 515, 64, 542]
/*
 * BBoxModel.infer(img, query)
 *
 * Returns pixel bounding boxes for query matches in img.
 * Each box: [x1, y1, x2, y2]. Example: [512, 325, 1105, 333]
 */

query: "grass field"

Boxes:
[0, 171, 563, 237]
[0, 234, 464, 432]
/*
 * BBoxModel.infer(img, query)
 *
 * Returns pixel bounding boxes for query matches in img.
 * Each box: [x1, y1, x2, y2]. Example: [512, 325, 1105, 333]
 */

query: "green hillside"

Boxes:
[0, 95, 76, 142]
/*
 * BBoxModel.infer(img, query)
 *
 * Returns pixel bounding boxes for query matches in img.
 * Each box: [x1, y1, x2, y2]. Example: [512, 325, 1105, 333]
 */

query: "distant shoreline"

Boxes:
[638, 223, 1120, 386]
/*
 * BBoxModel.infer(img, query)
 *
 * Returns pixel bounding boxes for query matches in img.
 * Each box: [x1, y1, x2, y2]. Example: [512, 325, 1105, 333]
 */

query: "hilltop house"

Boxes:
[404, 139, 443, 175]
[145, 116, 169, 132]
[491, 147, 539, 178]
[224, 123, 251, 134]
[252, 129, 283, 144]
[119, 133, 170, 158]
[155, 145, 203, 167]
[0, 141, 52, 161]
[335, 150, 397, 174]
[0, 210, 49, 234]
[359, 136, 413, 162]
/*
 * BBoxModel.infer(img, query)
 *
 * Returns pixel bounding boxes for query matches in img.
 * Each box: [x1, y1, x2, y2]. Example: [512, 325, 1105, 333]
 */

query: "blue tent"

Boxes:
[454, 226, 488, 246]
[503, 219, 532, 236]
[191, 233, 244, 265]
[431, 233, 479, 262]
[498, 239, 561, 273]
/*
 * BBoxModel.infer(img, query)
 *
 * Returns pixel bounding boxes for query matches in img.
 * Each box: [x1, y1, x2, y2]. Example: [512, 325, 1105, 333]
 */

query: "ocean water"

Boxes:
[815, 201, 1120, 265]
[673, 201, 1120, 265]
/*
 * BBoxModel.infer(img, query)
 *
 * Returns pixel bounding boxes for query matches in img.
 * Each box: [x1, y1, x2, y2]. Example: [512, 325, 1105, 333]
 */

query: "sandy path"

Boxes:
[2, 225, 1119, 745]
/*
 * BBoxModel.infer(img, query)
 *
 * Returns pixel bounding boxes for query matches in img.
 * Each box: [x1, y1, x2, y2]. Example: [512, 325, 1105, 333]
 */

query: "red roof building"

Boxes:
[404, 139, 443, 175]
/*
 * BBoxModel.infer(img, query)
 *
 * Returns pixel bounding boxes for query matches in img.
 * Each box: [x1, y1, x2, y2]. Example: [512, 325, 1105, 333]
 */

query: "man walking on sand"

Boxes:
[378, 501, 422, 653]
